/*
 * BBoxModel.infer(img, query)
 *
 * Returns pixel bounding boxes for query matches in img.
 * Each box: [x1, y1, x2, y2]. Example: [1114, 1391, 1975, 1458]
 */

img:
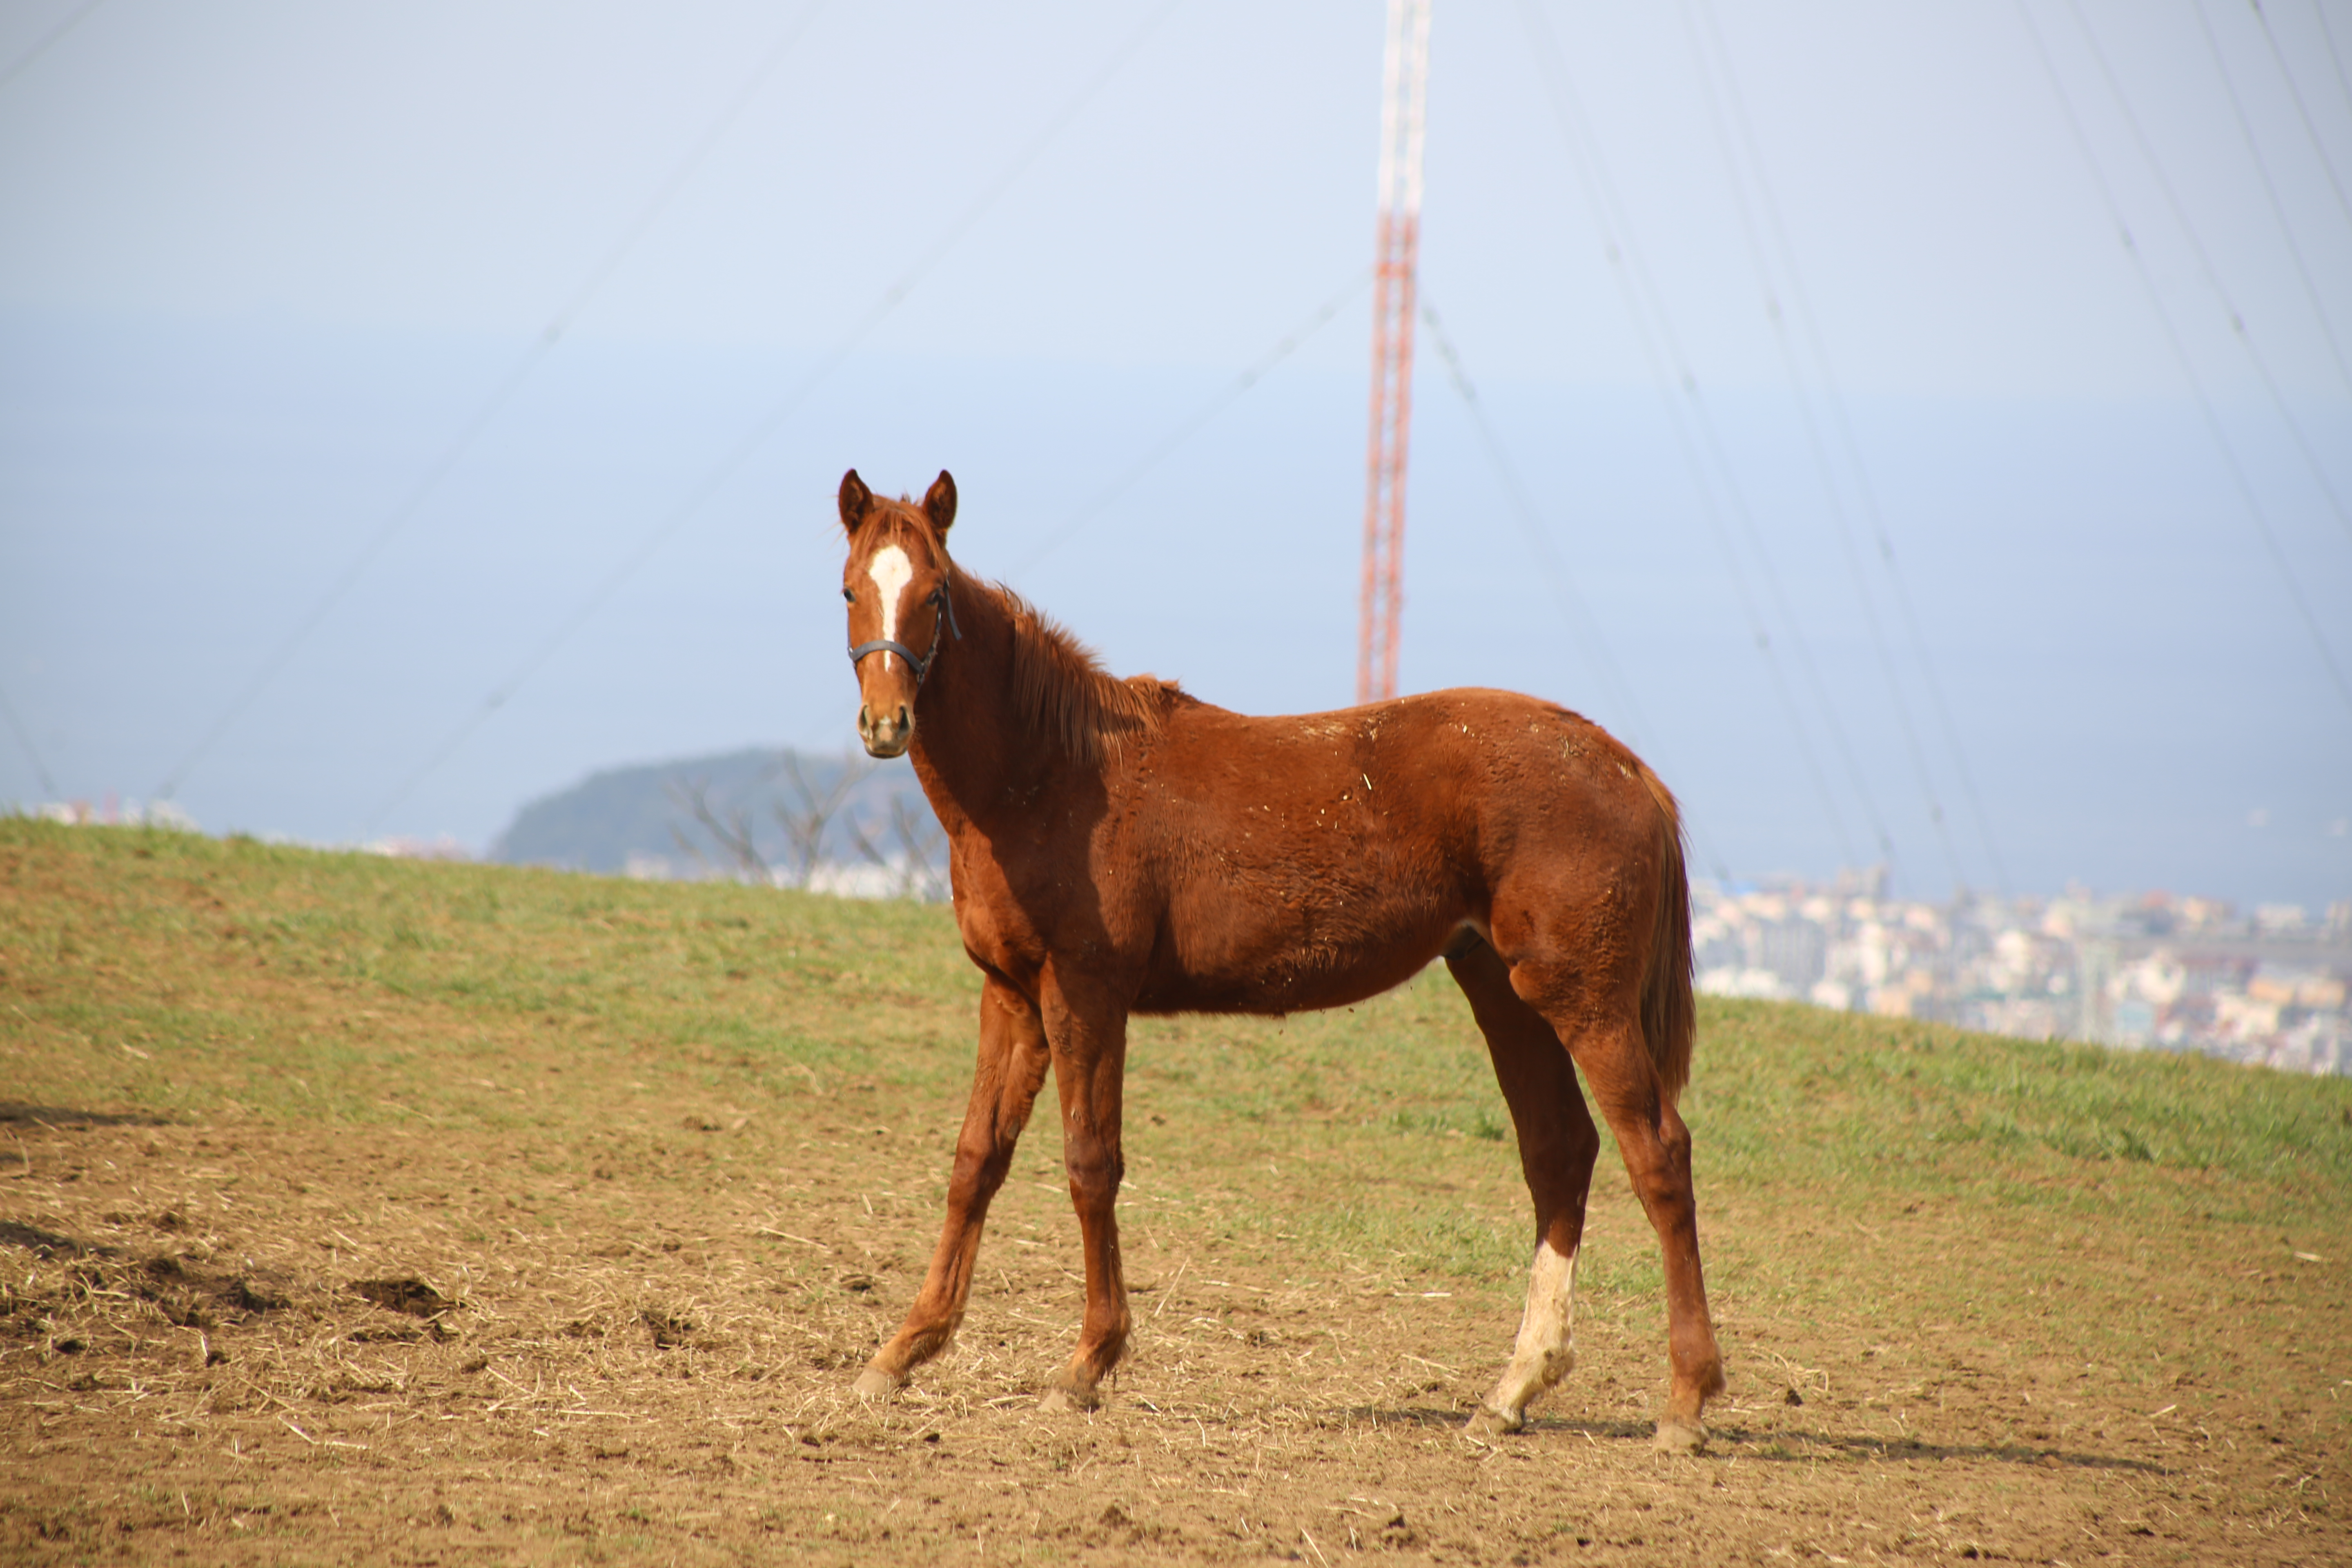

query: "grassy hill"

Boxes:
[4, 816, 2348, 1563]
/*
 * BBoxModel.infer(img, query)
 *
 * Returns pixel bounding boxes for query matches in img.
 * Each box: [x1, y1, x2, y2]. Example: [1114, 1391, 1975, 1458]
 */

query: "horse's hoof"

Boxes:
[852, 1367, 904, 1401]
[1039, 1380, 1101, 1414]
[1463, 1404, 1524, 1439]
[1653, 1417, 1707, 1454]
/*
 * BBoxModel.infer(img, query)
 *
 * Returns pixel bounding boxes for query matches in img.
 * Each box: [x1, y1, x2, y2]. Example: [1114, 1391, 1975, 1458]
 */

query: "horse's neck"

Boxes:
[907, 579, 1058, 827]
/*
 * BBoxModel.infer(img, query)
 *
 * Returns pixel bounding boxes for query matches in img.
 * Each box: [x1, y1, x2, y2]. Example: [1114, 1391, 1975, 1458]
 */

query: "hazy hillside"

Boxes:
[488, 746, 939, 888]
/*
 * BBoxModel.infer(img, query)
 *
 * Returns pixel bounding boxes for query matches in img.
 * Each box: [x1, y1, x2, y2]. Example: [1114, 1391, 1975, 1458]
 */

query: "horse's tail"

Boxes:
[1637, 763, 1696, 1105]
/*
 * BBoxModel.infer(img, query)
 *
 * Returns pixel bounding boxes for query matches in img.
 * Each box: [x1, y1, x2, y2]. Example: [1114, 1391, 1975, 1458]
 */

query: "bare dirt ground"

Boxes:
[2, 1100, 2343, 1566]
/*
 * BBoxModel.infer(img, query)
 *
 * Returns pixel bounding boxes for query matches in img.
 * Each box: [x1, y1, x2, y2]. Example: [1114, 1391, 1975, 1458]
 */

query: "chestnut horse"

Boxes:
[834, 469, 1724, 1450]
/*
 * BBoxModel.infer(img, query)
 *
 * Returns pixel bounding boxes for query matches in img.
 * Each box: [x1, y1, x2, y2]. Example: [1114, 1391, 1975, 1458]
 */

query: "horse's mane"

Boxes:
[953, 564, 1175, 764]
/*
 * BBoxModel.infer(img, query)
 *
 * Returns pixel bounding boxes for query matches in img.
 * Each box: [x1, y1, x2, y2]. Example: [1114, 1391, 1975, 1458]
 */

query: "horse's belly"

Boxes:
[1135, 863, 1462, 1015]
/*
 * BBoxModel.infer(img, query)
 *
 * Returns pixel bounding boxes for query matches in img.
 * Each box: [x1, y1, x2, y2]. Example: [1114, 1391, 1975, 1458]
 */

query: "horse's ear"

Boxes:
[924, 470, 957, 535]
[838, 469, 873, 534]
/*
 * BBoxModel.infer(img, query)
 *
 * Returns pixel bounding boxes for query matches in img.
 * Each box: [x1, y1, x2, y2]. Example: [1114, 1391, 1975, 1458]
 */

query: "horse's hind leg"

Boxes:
[855, 973, 1049, 1398]
[1528, 983, 1724, 1451]
[1447, 937, 1603, 1438]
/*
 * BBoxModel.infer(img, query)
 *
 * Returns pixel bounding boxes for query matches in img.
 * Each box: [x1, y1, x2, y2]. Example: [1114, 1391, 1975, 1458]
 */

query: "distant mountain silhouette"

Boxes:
[488, 747, 939, 890]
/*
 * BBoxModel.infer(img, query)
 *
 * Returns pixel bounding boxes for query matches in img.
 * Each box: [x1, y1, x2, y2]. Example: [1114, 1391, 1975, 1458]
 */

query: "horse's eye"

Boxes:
[842, 588, 854, 603]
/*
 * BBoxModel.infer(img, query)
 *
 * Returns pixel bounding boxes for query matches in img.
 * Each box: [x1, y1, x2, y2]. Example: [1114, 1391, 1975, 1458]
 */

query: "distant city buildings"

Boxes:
[1695, 872, 2352, 1077]
[30, 795, 197, 832]
[618, 849, 946, 902]
[25, 796, 466, 862]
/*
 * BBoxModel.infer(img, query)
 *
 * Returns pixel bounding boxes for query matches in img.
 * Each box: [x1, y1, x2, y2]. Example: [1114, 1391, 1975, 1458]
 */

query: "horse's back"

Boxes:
[1149, 685, 1663, 864]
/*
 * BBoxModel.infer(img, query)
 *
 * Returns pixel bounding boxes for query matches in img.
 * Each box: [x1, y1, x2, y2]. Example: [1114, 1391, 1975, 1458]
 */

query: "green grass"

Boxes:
[1690, 999, 2352, 1189]
[3, 819, 973, 1131]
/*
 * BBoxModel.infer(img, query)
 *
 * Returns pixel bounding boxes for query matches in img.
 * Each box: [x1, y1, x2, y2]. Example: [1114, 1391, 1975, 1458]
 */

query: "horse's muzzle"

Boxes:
[859, 702, 912, 758]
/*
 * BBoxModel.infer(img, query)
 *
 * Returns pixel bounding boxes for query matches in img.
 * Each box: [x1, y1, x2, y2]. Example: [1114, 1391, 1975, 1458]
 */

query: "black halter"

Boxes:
[848, 584, 961, 687]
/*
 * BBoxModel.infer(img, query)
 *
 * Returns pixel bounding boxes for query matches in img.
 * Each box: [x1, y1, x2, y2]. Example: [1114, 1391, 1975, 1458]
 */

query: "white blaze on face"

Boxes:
[867, 544, 914, 671]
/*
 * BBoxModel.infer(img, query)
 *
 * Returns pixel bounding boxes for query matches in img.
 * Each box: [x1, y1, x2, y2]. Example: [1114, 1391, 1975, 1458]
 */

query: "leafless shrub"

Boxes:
[667, 751, 944, 897]
[772, 753, 873, 888]
[844, 794, 949, 901]
[667, 778, 768, 883]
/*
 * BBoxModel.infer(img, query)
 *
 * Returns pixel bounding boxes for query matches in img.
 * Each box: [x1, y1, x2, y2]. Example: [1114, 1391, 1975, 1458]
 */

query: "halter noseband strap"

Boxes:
[847, 583, 961, 687]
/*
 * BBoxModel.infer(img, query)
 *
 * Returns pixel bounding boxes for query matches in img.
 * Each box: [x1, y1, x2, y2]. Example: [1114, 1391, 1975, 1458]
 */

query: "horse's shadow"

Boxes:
[1692, 1423, 2166, 1474]
[1335, 1405, 2167, 1474]
[1335, 1404, 1654, 1440]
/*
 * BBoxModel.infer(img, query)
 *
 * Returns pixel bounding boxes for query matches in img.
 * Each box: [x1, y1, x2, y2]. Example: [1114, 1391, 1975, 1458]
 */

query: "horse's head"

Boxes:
[838, 468, 958, 759]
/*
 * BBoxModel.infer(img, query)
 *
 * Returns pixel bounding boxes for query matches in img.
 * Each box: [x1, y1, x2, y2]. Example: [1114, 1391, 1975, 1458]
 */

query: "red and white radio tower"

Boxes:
[1357, 0, 1433, 705]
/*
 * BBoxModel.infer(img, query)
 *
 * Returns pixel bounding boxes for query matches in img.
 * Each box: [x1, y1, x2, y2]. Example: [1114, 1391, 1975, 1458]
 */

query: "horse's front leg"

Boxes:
[1038, 969, 1131, 1411]
[855, 973, 1049, 1398]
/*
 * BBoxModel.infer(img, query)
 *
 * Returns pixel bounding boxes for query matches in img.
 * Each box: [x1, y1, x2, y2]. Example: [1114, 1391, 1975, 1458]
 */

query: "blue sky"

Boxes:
[2, 0, 2348, 905]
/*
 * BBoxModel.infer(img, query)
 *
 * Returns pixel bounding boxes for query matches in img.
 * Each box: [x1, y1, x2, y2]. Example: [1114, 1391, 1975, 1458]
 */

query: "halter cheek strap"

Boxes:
[848, 585, 961, 687]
